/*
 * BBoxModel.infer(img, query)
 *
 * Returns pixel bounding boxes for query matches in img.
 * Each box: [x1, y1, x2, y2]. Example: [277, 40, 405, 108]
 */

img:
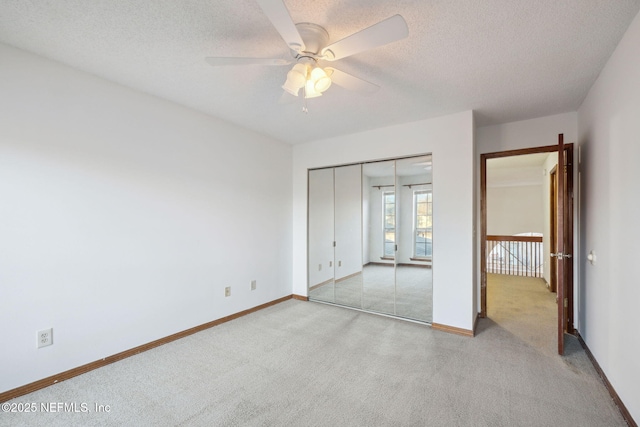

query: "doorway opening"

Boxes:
[480, 141, 574, 354]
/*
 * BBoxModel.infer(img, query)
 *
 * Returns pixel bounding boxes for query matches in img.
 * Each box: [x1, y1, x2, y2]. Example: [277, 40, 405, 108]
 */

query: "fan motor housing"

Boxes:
[294, 23, 330, 57]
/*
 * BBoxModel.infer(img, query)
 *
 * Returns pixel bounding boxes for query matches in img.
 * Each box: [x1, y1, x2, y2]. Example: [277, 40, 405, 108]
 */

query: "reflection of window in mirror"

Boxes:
[413, 190, 432, 260]
[383, 191, 395, 259]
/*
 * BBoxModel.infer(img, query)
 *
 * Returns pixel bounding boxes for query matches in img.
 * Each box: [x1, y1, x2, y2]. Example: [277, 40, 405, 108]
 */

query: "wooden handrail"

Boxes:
[486, 235, 543, 278]
[487, 235, 542, 243]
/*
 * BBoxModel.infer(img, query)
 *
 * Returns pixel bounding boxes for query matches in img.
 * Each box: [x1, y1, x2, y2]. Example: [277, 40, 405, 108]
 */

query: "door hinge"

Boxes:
[333, 241, 336, 247]
[564, 298, 568, 308]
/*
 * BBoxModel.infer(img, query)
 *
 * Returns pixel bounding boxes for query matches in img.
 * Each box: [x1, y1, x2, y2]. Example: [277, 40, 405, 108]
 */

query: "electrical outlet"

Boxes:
[251, 280, 256, 290]
[329, 261, 332, 267]
[225, 286, 231, 297]
[318, 264, 322, 271]
[37, 328, 53, 348]
[338, 260, 342, 267]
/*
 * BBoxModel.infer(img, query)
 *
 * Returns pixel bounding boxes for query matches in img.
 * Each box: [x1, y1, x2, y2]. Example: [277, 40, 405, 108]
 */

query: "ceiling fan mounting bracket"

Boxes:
[292, 23, 330, 57]
[294, 55, 318, 65]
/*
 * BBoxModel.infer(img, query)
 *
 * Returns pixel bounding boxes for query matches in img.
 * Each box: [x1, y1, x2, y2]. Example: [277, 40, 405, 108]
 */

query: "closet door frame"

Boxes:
[307, 153, 433, 323]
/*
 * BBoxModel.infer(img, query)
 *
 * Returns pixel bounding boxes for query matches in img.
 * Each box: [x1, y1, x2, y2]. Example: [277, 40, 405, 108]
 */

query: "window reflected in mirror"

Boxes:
[308, 154, 432, 323]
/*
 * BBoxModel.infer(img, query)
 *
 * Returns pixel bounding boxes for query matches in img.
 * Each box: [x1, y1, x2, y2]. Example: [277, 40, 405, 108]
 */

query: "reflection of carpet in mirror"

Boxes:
[309, 264, 432, 323]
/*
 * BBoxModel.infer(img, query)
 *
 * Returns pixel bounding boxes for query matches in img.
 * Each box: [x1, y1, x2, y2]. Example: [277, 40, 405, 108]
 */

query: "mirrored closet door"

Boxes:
[333, 165, 363, 308]
[308, 168, 335, 303]
[308, 165, 363, 307]
[362, 161, 396, 316]
[394, 156, 432, 322]
[308, 155, 433, 323]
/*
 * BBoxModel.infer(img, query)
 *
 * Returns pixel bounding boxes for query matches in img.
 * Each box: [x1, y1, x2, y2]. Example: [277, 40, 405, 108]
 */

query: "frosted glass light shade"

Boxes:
[304, 79, 322, 98]
[288, 63, 308, 87]
[282, 79, 300, 96]
[310, 67, 332, 92]
[282, 63, 309, 96]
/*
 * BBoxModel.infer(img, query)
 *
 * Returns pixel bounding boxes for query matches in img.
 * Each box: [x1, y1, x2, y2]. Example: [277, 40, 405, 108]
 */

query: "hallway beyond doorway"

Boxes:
[487, 273, 556, 354]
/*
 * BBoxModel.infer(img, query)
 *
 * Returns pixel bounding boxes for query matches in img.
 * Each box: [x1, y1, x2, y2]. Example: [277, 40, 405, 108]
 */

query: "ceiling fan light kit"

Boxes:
[282, 60, 332, 98]
[205, 0, 409, 107]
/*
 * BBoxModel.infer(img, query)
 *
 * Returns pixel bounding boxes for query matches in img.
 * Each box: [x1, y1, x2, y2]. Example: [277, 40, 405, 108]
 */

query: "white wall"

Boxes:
[471, 113, 478, 323]
[293, 111, 475, 331]
[486, 185, 543, 235]
[577, 9, 640, 421]
[0, 43, 293, 393]
[477, 112, 578, 153]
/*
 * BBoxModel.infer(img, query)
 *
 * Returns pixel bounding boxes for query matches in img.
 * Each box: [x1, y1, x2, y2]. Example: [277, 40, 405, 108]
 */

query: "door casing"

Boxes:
[479, 143, 575, 339]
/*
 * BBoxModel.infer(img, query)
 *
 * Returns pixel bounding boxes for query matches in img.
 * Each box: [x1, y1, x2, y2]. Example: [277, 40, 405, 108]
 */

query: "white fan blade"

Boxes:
[321, 15, 408, 61]
[256, 0, 306, 52]
[205, 57, 291, 66]
[325, 67, 380, 95]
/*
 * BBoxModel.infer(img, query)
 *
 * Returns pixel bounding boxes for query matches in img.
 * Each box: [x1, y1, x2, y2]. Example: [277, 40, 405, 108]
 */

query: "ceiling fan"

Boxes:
[205, 0, 409, 100]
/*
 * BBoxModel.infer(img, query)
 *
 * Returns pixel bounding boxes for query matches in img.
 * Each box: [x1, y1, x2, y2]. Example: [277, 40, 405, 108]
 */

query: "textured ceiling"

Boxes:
[1, 0, 639, 144]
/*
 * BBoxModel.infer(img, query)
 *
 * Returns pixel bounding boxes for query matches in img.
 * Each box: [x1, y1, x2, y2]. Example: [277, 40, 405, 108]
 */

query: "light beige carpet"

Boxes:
[1, 277, 627, 426]
[486, 273, 557, 354]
